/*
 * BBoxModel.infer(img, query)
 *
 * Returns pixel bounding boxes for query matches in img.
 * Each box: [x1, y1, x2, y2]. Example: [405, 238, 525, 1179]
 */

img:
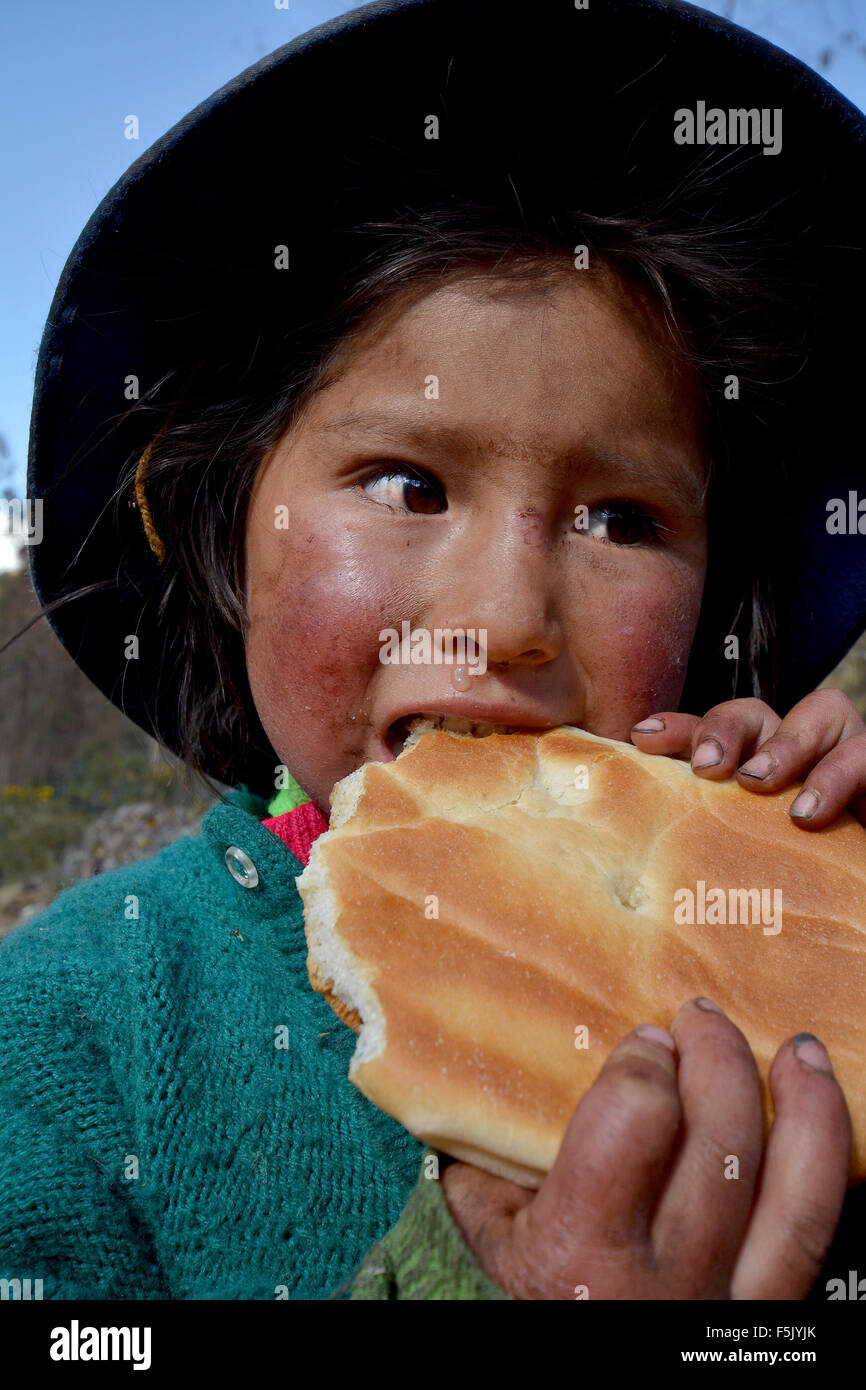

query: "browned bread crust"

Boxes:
[298, 725, 866, 1186]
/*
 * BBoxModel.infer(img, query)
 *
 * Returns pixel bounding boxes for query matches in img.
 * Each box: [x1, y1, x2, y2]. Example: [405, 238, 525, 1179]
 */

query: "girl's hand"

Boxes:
[630, 690, 866, 828]
[441, 999, 850, 1300]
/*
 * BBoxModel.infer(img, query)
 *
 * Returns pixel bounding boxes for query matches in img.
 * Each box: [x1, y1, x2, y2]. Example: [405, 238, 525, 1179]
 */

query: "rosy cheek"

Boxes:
[608, 584, 700, 713]
[248, 534, 403, 746]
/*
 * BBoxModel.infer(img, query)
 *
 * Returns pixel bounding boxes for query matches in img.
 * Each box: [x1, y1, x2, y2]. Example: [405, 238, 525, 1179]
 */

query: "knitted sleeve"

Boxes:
[0, 1088, 168, 1299]
[348, 1159, 512, 1300]
[0, 918, 169, 1299]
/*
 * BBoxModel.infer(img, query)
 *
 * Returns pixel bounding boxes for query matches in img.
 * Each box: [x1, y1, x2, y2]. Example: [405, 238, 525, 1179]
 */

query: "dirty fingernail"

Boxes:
[634, 1024, 676, 1051]
[693, 996, 725, 1014]
[739, 751, 775, 780]
[692, 740, 723, 769]
[632, 718, 665, 733]
[794, 1034, 833, 1073]
[790, 789, 819, 819]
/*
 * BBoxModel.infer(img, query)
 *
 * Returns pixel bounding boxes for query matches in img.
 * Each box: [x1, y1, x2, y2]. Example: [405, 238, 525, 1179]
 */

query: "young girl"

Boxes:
[4, 0, 866, 1300]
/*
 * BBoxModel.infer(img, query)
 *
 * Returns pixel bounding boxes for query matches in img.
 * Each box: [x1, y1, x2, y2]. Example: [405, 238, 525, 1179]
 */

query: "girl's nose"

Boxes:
[427, 513, 564, 670]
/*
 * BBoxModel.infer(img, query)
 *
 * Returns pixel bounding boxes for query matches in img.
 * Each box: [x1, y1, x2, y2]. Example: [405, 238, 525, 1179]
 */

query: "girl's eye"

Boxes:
[580, 501, 672, 546]
[359, 467, 446, 515]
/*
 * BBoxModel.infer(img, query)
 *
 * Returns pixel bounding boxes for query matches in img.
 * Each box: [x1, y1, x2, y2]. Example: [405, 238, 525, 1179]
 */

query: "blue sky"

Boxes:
[2, 0, 865, 501]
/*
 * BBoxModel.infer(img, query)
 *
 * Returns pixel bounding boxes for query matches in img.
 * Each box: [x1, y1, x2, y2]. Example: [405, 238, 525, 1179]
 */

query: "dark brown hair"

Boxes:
[68, 200, 806, 793]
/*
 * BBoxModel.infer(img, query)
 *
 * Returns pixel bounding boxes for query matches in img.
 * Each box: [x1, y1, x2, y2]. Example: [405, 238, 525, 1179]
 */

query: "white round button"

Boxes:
[225, 845, 260, 888]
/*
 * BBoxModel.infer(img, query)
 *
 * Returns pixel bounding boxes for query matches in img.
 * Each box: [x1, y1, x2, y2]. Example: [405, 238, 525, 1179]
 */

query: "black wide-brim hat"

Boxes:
[28, 0, 866, 790]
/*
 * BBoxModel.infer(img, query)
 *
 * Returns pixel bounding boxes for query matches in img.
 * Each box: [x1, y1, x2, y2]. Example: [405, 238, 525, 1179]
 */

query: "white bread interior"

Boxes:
[296, 725, 866, 1186]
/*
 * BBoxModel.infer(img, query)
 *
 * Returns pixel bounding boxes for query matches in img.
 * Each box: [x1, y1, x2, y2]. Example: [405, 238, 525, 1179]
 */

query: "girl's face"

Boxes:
[244, 266, 709, 812]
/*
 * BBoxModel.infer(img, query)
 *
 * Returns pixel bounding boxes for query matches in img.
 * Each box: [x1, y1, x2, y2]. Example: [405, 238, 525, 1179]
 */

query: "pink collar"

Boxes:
[262, 800, 330, 867]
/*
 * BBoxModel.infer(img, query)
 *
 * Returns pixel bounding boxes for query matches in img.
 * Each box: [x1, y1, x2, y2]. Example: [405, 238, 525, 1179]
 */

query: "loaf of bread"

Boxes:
[297, 722, 866, 1186]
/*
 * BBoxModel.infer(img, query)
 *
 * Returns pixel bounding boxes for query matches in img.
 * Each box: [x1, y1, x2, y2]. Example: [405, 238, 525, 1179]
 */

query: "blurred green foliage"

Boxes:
[0, 569, 215, 888]
[0, 734, 204, 884]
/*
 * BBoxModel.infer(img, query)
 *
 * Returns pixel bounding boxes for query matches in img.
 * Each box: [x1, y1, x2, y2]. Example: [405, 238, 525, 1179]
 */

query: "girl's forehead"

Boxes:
[233, 262, 707, 533]
[314, 268, 702, 438]
[299, 271, 707, 471]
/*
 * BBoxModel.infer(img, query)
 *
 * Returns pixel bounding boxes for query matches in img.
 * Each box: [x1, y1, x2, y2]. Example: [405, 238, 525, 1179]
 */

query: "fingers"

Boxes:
[731, 1033, 851, 1300]
[777, 735, 866, 829]
[630, 699, 781, 777]
[440, 1161, 534, 1273]
[441, 1024, 684, 1299]
[650, 999, 764, 1292]
[506, 1025, 682, 1297]
[630, 710, 701, 757]
[631, 690, 866, 827]
[734, 689, 866, 821]
[443, 1006, 851, 1301]
[532, 1026, 680, 1244]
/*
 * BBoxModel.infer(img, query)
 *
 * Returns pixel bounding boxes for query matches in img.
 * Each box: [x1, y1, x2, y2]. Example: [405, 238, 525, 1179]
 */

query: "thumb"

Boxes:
[440, 1160, 534, 1271]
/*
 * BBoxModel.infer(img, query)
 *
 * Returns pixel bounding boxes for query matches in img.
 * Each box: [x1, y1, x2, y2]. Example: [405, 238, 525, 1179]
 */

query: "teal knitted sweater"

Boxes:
[0, 786, 504, 1300]
[7, 782, 860, 1300]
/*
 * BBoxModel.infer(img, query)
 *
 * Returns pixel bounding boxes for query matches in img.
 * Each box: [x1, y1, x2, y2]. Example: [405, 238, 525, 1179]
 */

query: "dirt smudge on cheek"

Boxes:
[517, 510, 546, 546]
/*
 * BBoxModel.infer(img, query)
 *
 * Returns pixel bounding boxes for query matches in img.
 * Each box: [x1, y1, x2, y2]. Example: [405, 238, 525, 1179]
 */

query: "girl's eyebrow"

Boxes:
[319, 409, 706, 511]
[320, 408, 489, 459]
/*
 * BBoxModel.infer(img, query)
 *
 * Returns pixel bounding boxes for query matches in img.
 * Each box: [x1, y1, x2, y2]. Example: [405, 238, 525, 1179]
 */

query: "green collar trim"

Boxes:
[266, 770, 313, 818]
[220, 774, 312, 820]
